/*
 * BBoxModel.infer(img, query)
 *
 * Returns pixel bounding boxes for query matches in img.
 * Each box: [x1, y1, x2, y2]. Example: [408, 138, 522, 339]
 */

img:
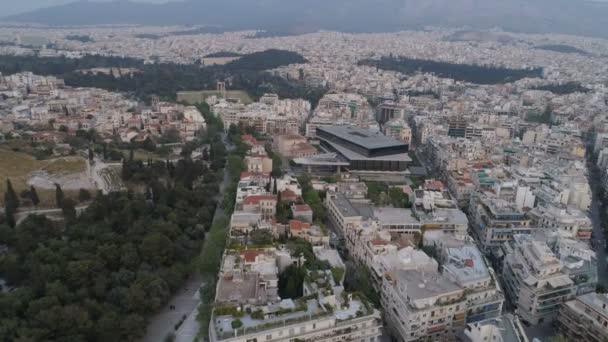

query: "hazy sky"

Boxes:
[5, 0, 608, 17]
[3, 0, 179, 16]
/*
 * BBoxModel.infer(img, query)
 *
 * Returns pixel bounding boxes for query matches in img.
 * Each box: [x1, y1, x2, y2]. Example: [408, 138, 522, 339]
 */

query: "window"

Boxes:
[266, 335, 272, 341]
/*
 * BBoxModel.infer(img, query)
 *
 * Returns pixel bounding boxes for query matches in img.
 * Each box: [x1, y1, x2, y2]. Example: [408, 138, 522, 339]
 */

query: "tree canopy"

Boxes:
[0, 109, 225, 341]
[0, 50, 325, 106]
[359, 56, 543, 84]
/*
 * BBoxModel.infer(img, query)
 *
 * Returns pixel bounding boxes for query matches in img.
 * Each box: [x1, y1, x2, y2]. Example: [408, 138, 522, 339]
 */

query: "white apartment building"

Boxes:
[469, 193, 534, 250]
[501, 235, 575, 325]
[382, 269, 467, 342]
[530, 204, 593, 240]
[442, 245, 505, 323]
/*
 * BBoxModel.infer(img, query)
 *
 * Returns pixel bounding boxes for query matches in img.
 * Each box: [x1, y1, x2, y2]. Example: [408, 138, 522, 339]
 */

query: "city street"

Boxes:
[142, 134, 232, 342]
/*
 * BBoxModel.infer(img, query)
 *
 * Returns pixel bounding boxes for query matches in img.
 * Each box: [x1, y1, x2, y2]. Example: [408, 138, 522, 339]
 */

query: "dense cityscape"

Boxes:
[0, 14, 608, 342]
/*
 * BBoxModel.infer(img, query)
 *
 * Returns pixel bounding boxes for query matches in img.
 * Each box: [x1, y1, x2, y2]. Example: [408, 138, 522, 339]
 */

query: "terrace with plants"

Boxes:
[210, 240, 375, 340]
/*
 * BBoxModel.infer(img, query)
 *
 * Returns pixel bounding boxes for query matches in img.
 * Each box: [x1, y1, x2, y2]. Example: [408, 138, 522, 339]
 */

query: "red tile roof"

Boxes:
[281, 189, 298, 199]
[370, 239, 389, 246]
[240, 249, 263, 263]
[289, 220, 311, 232]
[292, 204, 312, 212]
[243, 195, 277, 205]
[424, 180, 445, 191]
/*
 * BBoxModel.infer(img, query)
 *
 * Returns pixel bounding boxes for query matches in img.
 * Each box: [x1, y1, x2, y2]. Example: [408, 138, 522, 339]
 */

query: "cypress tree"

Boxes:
[55, 183, 64, 209]
[30, 185, 40, 207]
[5, 210, 15, 228]
[4, 179, 19, 213]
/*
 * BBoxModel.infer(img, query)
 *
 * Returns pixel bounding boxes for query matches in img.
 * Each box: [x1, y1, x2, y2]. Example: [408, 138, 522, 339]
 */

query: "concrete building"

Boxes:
[461, 314, 529, 342]
[316, 125, 411, 172]
[275, 134, 317, 158]
[382, 269, 467, 341]
[469, 193, 534, 250]
[245, 154, 273, 174]
[442, 245, 505, 323]
[558, 292, 608, 342]
[377, 101, 407, 124]
[501, 235, 575, 325]
[210, 248, 383, 342]
[383, 118, 412, 146]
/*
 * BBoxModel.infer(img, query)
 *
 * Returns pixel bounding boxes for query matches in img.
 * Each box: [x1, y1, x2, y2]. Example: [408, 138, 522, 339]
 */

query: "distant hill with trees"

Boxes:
[359, 56, 543, 85]
[5, 0, 608, 39]
[534, 44, 589, 55]
[0, 50, 325, 106]
[532, 82, 590, 95]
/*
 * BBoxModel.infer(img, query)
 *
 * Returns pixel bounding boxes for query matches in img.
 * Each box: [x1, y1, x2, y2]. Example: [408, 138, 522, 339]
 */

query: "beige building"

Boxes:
[383, 118, 412, 146]
[275, 134, 317, 158]
[245, 154, 273, 174]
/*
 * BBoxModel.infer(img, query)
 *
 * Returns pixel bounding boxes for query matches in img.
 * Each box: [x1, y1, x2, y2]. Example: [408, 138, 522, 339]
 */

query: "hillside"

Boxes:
[4, 0, 608, 39]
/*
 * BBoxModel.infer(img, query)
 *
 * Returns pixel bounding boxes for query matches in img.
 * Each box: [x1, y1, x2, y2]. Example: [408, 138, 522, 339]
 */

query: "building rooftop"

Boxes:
[578, 292, 608, 317]
[317, 125, 407, 150]
[321, 136, 412, 162]
[313, 246, 345, 268]
[462, 314, 528, 342]
[394, 269, 462, 301]
[443, 245, 491, 286]
[330, 192, 374, 219]
[374, 207, 419, 226]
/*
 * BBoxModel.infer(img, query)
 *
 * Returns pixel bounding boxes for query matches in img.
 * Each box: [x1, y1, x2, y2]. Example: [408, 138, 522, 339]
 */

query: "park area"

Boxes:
[0, 148, 91, 208]
[177, 90, 253, 104]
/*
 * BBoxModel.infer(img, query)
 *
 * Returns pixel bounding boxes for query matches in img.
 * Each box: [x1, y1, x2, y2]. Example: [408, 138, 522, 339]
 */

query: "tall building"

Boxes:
[469, 193, 533, 250]
[501, 235, 575, 325]
[448, 117, 467, 138]
[382, 269, 467, 341]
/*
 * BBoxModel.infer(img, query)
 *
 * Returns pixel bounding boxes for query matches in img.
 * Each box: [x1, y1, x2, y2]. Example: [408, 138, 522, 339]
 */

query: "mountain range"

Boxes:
[4, 0, 608, 39]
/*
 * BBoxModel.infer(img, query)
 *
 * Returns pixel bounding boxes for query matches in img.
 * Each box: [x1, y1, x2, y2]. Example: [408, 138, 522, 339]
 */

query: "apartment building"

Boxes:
[558, 292, 608, 342]
[382, 269, 467, 341]
[469, 193, 534, 250]
[501, 235, 575, 325]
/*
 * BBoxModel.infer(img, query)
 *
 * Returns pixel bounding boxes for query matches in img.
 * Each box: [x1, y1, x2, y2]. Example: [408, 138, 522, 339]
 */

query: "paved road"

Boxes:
[142, 134, 233, 342]
[142, 276, 204, 342]
[588, 165, 608, 286]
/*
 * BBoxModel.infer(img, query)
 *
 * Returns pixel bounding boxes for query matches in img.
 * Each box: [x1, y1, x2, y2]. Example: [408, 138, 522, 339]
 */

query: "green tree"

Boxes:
[78, 188, 92, 203]
[30, 185, 40, 207]
[140, 233, 174, 267]
[4, 179, 20, 213]
[278, 264, 306, 299]
[388, 187, 410, 208]
[62, 198, 77, 221]
[4, 211, 16, 228]
[250, 229, 273, 245]
[55, 183, 64, 208]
